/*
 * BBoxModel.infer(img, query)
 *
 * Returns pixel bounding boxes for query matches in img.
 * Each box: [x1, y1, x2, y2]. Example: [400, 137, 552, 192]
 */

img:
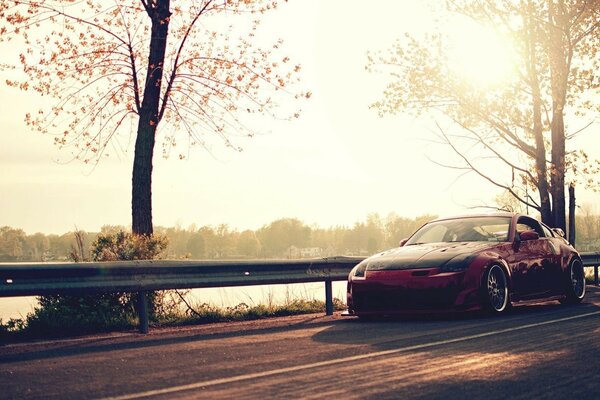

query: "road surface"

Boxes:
[2, 287, 600, 399]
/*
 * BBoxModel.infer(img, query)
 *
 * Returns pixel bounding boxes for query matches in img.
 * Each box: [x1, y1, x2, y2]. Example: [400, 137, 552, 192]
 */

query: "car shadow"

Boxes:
[311, 288, 600, 350]
[318, 293, 600, 400]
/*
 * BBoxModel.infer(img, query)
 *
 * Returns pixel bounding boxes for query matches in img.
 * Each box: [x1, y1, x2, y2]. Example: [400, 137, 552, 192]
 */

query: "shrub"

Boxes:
[91, 231, 168, 262]
[21, 231, 168, 337]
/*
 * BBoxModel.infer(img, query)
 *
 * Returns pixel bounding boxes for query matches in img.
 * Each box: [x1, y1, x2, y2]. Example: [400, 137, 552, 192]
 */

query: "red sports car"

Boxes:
[346, 213, 585, 317]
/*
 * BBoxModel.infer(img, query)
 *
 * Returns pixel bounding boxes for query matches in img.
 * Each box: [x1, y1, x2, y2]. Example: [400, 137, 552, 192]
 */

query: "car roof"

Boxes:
[430, 211, 520, 223]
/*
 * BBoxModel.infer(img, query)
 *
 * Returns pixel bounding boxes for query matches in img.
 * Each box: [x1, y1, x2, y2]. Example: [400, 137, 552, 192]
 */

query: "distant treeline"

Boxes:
[2, 212, 600, 262]
[0, 214, 434, 261]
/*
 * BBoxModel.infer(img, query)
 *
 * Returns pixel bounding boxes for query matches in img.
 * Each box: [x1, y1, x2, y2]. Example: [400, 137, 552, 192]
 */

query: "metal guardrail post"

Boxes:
[325, 279, 333, 316]
[138, 291, 149, 334]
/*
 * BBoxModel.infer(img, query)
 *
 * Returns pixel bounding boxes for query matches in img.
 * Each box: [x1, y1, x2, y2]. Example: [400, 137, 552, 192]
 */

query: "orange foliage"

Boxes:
[0, 0, 308, 164]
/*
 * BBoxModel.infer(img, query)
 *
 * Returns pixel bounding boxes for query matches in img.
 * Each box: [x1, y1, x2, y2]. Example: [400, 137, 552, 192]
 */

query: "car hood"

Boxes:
[362, 242, 498, 271]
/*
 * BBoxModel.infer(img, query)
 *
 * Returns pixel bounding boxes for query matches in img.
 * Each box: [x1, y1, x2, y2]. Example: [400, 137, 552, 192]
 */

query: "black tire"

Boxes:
[562, 258, 585, 304]
[483, 264, 510, 313]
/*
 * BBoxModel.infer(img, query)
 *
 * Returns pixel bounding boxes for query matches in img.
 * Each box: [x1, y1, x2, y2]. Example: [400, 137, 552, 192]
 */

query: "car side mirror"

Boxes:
[399, 238, 408, 247]
[552, 228, 565, 238]
[520, 230, 540, 241]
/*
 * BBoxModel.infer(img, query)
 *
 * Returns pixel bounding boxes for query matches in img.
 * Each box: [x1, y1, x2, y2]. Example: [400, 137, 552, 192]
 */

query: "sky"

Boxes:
[0, 0, 599, 235]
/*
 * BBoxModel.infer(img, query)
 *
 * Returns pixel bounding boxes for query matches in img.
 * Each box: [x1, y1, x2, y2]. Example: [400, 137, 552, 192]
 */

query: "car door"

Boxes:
[540, 223, 568, 295]
[506, 217, 556, 299]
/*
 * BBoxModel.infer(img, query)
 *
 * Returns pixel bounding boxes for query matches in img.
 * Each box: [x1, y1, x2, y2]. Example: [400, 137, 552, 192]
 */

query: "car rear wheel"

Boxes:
[562, 258, 585, 304]
[484, 265, 509, 313]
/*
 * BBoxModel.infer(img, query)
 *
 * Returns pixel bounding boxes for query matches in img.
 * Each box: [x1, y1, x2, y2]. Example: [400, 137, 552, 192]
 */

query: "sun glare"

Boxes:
[446, 18, 517, 88]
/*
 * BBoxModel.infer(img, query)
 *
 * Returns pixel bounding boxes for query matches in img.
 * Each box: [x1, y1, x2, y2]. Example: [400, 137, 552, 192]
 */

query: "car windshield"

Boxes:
[405, 216, 511, 245]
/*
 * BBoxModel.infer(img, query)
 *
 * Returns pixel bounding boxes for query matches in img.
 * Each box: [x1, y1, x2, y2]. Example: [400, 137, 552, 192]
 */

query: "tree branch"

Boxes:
[159, 0, 213, 122]
[435, 122, 541, 211]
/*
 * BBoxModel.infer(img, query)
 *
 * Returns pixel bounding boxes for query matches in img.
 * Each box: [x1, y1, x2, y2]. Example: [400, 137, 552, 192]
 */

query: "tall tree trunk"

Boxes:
[132, 122, 157, 236]
[131, 0, 172, 236]
[568, 183, 576, 246]
[525, 3, 552, 224]
[550, 111, 566, 231]
[547, 0, 569, 231]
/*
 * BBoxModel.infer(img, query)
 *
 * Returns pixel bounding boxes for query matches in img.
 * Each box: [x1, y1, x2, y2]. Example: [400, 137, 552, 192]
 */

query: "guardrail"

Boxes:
[583, 252, 600, 286]
[1, 253, 599, 334]
[0, 257, 364, 333]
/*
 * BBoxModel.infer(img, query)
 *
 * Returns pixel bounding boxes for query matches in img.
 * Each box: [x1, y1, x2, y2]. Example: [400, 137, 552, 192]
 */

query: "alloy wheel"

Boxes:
[487, 265, 508, 312]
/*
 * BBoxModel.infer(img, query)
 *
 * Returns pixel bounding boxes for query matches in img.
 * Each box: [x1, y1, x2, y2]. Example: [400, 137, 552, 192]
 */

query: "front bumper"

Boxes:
[347, 268, 482, 315]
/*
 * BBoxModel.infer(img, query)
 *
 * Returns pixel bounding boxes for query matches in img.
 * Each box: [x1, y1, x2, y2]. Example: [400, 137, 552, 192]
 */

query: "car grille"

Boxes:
[352, 286, 460, 311]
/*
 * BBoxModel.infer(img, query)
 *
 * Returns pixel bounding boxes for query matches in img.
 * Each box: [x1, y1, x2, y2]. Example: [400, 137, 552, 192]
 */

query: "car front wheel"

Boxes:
[484, 264, 509, 313]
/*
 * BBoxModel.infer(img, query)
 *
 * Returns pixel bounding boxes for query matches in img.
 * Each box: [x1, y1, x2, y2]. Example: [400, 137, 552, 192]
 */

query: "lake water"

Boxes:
[0, 281, 348, 321]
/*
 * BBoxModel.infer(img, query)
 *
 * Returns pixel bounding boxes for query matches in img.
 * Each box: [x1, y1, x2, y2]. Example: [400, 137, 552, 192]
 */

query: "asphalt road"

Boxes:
[2, 287, 600, 400]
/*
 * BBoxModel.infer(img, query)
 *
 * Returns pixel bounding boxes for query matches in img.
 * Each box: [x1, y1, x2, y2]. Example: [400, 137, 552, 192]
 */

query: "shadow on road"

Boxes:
[2, 288, 599, 366]
[0, 314, 333, 363]
[311, 287, 600, 350]
[304, 288, 600, 399]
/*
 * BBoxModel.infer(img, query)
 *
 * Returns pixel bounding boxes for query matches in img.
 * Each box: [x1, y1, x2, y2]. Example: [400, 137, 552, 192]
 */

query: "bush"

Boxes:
[91, 231, 168, 262]
[22, 294, 135, 336]
[21, 231, 168, 337]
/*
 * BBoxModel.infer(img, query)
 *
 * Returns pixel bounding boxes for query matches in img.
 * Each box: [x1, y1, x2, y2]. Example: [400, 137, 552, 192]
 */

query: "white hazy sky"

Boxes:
[1, 0, 599, 235]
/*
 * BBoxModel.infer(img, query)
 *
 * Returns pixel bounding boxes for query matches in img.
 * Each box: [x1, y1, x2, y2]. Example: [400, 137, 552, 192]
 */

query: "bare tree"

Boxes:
[369, 0, 600, 239]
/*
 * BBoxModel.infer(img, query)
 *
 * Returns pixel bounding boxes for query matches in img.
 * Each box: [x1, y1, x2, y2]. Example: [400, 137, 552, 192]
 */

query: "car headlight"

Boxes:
[439, 253, 476, 272]
[351, 262, 367, 278]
